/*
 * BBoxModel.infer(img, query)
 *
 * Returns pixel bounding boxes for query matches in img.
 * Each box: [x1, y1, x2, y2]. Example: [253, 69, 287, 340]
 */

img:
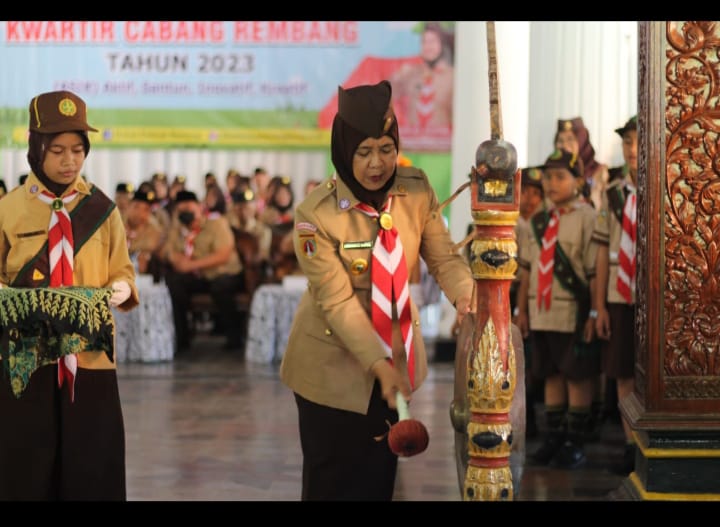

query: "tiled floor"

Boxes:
[118, 335, 628, 501]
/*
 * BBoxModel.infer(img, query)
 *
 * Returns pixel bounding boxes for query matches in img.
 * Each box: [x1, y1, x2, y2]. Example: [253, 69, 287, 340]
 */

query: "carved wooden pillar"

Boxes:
[622, 21, 720, 500]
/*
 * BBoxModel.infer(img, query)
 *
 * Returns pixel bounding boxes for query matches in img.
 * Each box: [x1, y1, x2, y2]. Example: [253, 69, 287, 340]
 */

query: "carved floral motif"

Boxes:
[664, 21, 720, 379]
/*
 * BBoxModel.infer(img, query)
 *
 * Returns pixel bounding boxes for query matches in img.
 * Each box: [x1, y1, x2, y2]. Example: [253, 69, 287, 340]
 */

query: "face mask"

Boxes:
[178, 211, 195, 226]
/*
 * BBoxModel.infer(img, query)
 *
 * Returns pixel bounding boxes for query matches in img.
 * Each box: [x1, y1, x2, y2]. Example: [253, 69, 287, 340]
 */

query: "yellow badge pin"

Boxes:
[379, 212, 393, 230]
[351, 258, 368, 275]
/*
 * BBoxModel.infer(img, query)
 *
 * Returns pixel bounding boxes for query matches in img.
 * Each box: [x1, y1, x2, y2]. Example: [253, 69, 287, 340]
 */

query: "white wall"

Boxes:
[527, 21, 638, 167]
[448, 20, 638, 243]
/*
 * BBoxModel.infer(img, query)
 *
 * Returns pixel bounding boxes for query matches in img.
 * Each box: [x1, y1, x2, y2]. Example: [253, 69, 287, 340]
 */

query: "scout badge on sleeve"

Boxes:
[296, 222, 318, 259]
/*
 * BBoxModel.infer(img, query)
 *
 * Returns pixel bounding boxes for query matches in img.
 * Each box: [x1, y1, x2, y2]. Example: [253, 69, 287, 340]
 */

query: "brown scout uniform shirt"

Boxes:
[0, 172, 139, 370]
[126, 215, 164, 256]
[280, 166, 475, 415]
[517, 197, 598, 333]
[165, 214, 242, 280]
[591, 174, 635, 305]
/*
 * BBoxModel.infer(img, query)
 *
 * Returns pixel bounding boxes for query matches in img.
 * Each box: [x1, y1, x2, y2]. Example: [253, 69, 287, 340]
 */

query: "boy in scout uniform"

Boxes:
[0, 90, 138, 500]
[163, 190, 245, 352]
[124, 189, 165, 275]
[592, 115, 638, 474]
[280, 80, 474, 500]
[513, 166, 546, 438]
[515, 149, 600, 469]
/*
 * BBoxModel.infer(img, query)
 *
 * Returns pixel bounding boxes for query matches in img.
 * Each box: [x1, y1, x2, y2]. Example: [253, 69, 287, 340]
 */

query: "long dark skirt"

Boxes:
[0, 365, 126, 501]
[294, 381, 399, 501]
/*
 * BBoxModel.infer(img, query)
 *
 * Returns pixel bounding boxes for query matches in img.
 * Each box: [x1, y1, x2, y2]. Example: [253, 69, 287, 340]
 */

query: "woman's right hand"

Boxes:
[370, 358, 411, 410]
[517, 311, 530, 339]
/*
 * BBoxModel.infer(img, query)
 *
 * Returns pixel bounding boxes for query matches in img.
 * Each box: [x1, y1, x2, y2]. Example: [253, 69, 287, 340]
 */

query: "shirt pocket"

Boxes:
[338, 242, 373, 291]
[6, 230, 47, 276]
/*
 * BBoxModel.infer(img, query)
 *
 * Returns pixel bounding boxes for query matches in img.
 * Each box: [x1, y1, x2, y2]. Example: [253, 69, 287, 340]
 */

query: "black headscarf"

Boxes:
[330, 80, 400, 210]
[27, 130, 90, 196]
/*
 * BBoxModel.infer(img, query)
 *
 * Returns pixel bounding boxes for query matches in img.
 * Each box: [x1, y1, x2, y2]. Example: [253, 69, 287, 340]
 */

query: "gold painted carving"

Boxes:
[469, 237, 518, 279]
[468, 316, 516, 414]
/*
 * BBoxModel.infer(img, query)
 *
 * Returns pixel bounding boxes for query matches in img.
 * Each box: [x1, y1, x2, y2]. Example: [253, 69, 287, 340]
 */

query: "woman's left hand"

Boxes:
[451, 296, 474, 336]
[455, 296, 475, 325]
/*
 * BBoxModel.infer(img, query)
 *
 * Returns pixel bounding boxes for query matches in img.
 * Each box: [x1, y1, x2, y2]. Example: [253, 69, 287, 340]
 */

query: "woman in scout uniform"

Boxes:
[592, 115, 638, 474]
[515, 149, 600, 469]
[0, 90, 139, 500]
[280, 80, 474, 500]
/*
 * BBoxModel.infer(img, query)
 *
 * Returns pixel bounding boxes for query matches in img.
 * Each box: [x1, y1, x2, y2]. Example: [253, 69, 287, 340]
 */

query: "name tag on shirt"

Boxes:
[343, 241, 373, 250]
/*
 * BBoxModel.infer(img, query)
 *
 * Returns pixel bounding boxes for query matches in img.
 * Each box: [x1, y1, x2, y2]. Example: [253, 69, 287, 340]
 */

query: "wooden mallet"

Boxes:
[388, 392, 429, 457]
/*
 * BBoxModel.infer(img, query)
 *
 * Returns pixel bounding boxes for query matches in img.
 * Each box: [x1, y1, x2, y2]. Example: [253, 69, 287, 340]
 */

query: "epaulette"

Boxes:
[302, 178, 337, 212]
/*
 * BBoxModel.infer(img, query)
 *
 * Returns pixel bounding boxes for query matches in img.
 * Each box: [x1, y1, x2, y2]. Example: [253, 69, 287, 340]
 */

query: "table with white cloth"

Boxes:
[245, 283, 305, 364]
[113, 276, 175, 363]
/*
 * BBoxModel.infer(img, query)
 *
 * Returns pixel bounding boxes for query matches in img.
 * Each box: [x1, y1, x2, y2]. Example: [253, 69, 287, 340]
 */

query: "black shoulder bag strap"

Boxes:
[13, 186, 116, 288]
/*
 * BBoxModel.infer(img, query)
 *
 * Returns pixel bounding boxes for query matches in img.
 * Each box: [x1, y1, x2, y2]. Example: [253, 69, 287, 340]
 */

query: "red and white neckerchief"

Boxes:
[355, 196, 416, 389]
[537, 208, 566, 311]
[617, 185, 637, 303]
[36, 189, 79, 402]
[416, 74, 435, 129]
[183, 226, 201, 257]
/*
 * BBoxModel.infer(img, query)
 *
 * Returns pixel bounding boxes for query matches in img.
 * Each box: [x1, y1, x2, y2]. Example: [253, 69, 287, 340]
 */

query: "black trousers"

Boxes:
[0, 365, 126, 501]
[165, 270, 245, 347]
[294, 381, 399, 501]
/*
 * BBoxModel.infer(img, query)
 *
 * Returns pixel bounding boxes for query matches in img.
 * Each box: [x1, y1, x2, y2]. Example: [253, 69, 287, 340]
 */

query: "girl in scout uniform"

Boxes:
[280, 80, 474, 500]
[515, 149, 600, 469]
[592, 115, 638, 474]
[0, 90, 139, 500]
[554, 117, 610, 210]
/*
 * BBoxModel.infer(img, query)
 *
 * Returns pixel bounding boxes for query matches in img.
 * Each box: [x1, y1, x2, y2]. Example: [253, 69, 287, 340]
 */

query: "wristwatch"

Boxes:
[588, 309, 599, 319]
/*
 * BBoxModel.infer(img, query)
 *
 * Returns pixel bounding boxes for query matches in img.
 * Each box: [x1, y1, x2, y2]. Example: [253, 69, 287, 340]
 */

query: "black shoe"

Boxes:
[551, 441, 587, 469]
[176, 338, 191, 354]
[531, 436, 563, 465]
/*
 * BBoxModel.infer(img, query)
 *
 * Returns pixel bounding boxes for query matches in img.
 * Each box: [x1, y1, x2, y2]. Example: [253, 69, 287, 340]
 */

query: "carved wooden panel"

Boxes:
[662, 22, 720, 406]
[636, 21, 650, 402]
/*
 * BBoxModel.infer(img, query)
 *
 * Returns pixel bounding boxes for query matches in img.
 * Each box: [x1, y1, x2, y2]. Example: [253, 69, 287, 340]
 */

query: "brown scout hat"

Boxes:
[116, 182, 134, 194]
[231, 189, 256, 204]
[132, 190, 156, 204]
[28, 90, 98, 134]
[521, 166, 544, 191]
[543, 148, 584, 179]
[557, 117, 584, 136]
[615, 115, 637, 137]
[337, 80, 397, 143]
[174, 190, 198, 203]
